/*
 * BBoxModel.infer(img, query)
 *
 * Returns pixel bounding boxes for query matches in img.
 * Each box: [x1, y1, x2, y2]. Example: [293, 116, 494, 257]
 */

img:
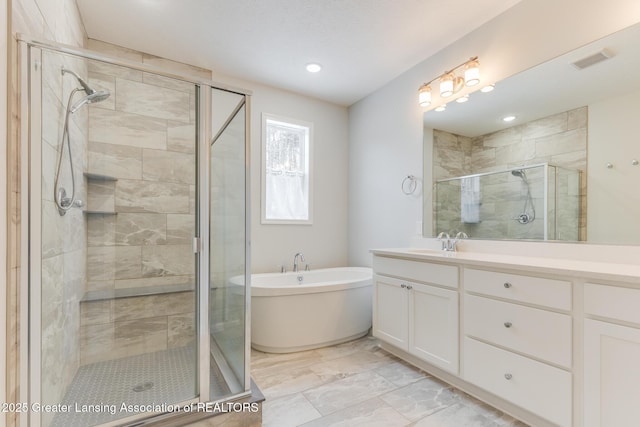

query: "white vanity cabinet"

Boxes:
[372, 256, 459, 374]
[463, 268, 573, 427]
[584, 283, 640, 427]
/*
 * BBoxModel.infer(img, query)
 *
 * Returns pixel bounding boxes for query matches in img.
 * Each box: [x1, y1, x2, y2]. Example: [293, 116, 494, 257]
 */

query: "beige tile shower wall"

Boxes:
[85, 61, 197, 293]
[10, 1, 88, 426]
[433, 107, 587, 240]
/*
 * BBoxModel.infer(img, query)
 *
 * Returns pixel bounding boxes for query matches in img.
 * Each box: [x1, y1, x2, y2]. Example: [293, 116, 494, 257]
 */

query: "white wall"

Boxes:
[588, 88, 640, 244]
[207, 73, 350, 273]
[348, 0, 640, 266]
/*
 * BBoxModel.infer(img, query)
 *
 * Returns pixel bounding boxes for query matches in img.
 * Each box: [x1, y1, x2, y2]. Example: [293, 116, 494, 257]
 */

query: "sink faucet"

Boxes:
[437, 231, 469, 252]
[293, 252, 305, 272]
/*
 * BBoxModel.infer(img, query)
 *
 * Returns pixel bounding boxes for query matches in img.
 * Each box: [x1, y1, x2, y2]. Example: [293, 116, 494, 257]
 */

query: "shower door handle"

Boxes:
[192, 237, 201, 254]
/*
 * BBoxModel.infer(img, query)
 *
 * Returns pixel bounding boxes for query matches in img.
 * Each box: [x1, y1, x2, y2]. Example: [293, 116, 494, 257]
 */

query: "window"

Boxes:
[261, 114, 313, 224]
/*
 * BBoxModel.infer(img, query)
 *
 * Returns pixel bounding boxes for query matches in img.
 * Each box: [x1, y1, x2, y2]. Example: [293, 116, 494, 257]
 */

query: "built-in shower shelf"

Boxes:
[83, 172, 118, 181]
[84, 210, 117, 215]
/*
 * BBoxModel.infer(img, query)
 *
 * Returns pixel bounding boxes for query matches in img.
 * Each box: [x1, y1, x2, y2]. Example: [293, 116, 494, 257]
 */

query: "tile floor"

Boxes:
[252, 336, 529, 427]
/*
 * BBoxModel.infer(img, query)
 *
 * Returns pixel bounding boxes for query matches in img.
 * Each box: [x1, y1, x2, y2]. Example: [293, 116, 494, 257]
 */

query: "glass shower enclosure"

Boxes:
[435, 163, 582, 241]
[19, 38, 250, 427]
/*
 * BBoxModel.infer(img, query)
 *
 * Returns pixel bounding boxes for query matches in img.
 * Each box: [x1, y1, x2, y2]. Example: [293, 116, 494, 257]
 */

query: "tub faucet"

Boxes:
[293, 252, 305, 272]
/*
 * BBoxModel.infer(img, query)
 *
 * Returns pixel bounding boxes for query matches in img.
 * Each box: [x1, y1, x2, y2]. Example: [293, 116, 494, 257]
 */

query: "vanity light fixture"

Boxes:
[418, 56, 480, 106]
[306, 63, 322, 73]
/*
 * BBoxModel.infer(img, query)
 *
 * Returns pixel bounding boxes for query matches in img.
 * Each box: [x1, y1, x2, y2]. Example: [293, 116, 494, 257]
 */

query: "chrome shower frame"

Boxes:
[18, 35, 252, 427]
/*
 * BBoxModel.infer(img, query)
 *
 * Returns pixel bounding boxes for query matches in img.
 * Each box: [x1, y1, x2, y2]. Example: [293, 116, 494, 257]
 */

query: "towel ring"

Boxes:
[401, 175, 417, 195]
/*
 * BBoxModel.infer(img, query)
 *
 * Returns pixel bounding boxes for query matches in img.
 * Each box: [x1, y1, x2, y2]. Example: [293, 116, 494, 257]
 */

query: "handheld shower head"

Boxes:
[511, 169, 525, 178]
[70, 90, 111, 113]
[62, 67, 95, 95]
[62, 67, 111, 113]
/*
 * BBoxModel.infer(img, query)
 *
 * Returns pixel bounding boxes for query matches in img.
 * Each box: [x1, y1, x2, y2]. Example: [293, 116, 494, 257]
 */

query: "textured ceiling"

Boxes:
[76, 0, 522, 106]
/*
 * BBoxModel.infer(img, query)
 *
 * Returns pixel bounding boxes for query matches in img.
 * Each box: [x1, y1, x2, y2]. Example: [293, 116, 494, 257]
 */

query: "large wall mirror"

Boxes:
[423, 20, 640, 245]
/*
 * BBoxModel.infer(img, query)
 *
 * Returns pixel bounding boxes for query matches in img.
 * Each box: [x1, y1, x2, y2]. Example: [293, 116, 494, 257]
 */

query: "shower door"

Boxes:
[208, 88, 250, 397]
[23, 38, 251, 427]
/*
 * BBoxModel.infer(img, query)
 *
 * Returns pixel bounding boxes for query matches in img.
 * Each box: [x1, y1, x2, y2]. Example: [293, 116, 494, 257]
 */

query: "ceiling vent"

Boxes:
[571, 49, 613, 70]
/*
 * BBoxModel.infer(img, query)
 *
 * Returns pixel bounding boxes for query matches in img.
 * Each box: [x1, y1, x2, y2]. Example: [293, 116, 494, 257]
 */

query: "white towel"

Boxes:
[461, 176, 480, 224]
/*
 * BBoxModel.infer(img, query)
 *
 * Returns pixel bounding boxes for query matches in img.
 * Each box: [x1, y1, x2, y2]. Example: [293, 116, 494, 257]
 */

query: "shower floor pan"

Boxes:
[51, 345, 230, 427]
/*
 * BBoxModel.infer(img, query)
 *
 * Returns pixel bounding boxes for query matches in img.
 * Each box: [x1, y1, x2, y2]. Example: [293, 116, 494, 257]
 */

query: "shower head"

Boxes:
[69, 90, 111, 113]
[62, 68, 95, 95]
[511, 169, 526, 178]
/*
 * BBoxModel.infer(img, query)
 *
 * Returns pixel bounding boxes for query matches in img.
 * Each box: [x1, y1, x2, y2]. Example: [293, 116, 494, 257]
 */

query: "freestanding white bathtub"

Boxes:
[250, 267, 373, 353]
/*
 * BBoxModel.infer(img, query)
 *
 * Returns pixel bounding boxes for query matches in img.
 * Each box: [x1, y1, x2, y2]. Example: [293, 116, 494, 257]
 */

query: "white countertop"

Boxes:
[371, 248, 640, 284]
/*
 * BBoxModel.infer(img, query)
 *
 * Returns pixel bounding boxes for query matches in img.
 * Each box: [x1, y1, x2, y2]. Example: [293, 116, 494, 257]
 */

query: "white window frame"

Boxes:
[261, 113, 313, 225]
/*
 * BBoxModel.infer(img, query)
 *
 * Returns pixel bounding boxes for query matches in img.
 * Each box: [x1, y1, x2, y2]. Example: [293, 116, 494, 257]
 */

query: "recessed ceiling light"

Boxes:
[306, 63, 322, 73]
[435, 105, 447, 112]
[481, 84, 495, 93]
[503, 115, 516, 122]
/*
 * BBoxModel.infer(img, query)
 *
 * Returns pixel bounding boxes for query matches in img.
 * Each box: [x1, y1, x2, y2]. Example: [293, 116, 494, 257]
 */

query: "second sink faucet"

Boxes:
[293, 252, 306, 272]
[437, 231, 469, 252]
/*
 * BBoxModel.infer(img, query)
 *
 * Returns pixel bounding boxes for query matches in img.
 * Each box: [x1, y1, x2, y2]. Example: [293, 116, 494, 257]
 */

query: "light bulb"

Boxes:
[440, 74, 454, 97]
[418, 84, 432, 107]
[435, 104, 447, 112]
[481, 84, 495, 93]
[464, 59, 480, 86]
[306, 63, 322, 73]
[456, 95, 469, 103]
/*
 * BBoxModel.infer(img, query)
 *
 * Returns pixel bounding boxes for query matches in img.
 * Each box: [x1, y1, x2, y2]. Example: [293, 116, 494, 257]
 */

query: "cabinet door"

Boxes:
[409, 283, 459, 374]
[584, 318, 640, 427]
[373, 275, 409, 350]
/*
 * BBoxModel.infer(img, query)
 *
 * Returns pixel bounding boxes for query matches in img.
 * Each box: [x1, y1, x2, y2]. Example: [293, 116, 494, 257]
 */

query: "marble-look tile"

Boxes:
[380, 377, 461, 421]
[89, 108, 167, 150]
[142, 54, 212, 80]
[116, 213, 167, 246]
[114, 291, 195, 322]
[141, 245, 194, 277]
[254, 366, 333, 400]
[116, 78, 190, 123]
[115, 179, 190, 213]
[567, 106, 587, 131]
[87, 246, 116, 281]
[469, 147, 497, 172]
[114, 317, 167, 356]
[41, 82, 64, 151]
[143, 72, 196, 94]
[550, 150, 587, 171]
[87, 279, 115, 292]
[523, 111, 567, 139]
[41, 141, 58, 203]
[80, 322, 115, 365]
[494, 140, 536, 166]
[460, 394, 530, 426]
[87, 39, 144, 64]
[88, 141, 142, 180]
[535, 128, 587, 157]
[115, 246, 143, 279]
[87, 180, 115, 213]
[114, 274, 193, 289]
[374, 359, 430, 388]
[412, 402, 527, 427]
[482, 126, 523, 148]
[142, 149, 195, 184]
[301, 397, 410, 427]
[87, 214, 117, 246]
[262, 393, 321, 427]
[303, 370, 397, 416]
[309, 349, 392, 377]
[251, 348, 322, 377]
[168, 313, 196, 348]
[80, 300, 113, 326]
[41, 255, 64, 330]
[166, 214, 195, 244]
[168, 124, 196, 153]
[42, 200, 64, 259]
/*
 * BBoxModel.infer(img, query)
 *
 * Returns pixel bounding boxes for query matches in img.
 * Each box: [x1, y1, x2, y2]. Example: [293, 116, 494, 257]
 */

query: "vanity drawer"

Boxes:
[464, 268, 571, 310]
[463, 337, 572, 427]
[464, 294, 572, 368]
[585, 282, 640, 326]
[373, 256, 458, 289]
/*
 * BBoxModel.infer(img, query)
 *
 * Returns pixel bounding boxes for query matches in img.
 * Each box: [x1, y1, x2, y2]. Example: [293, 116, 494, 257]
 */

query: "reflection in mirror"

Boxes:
[423, 21, 640, 245]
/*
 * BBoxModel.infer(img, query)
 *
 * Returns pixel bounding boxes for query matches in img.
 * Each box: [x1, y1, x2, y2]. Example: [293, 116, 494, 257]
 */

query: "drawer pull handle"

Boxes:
[400, 284, 406, 288]
[504, 373, 513, 380]
[504, 282, 512, 289]
[504, 322, 512, 328]
[406, 285, 413, 290]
